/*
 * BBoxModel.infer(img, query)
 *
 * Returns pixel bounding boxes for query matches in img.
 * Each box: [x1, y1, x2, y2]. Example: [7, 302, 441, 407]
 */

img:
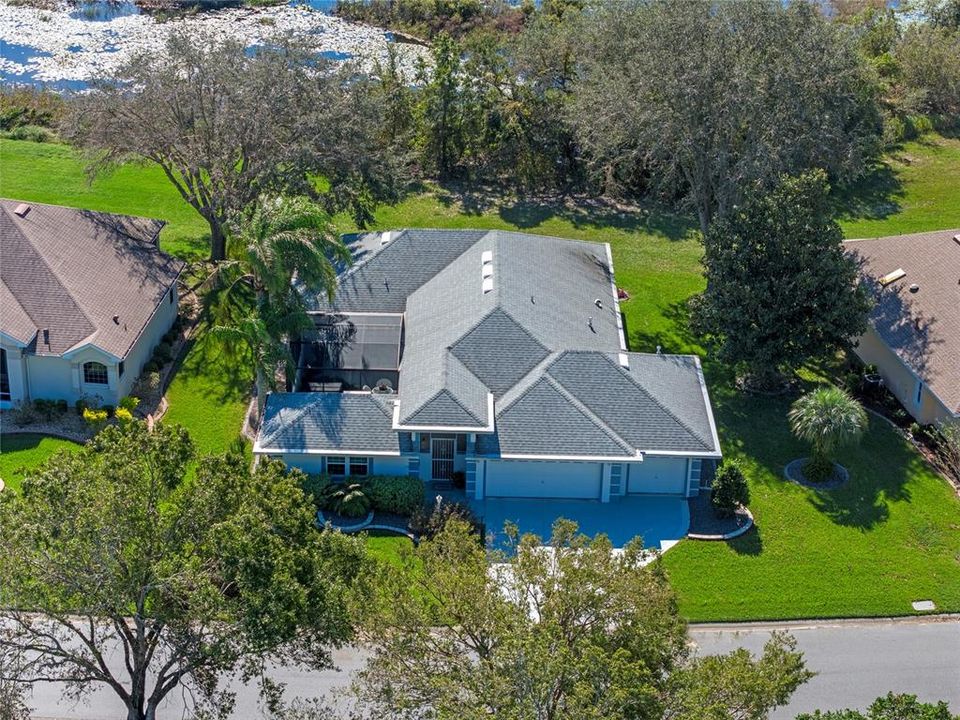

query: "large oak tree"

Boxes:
[0, 422, 369, 720]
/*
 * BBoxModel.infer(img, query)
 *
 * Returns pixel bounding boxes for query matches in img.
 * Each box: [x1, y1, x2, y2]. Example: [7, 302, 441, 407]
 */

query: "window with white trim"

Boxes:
[83, 361, 108, 385]
[327, 456, 346, 476]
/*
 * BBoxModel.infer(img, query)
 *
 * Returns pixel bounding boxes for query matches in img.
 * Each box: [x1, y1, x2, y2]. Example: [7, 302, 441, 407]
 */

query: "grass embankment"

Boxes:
[0, 434, 80, 493]
[3, 134, 959, 620]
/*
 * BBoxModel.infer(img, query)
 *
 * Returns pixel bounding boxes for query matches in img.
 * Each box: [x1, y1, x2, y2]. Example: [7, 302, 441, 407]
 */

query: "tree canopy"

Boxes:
[354, 518, 811, 719]
[691, 171, 871, 384]
[568, 0, 882, 234]
[0, 422, 369, 720]
[63, 32, 400, 261]
[796, 692, 959, 720]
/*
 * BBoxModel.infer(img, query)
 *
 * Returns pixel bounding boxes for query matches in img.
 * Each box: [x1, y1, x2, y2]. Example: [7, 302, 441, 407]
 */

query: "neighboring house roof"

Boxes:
[846, 230, 960, 415]
[257, 391, 401, 455]
[262, 229, 721, 460]
[0, 199, 184, 359]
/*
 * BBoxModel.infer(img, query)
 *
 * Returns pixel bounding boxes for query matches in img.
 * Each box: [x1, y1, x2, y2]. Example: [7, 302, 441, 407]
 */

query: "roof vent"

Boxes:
[909, 284, 919, 293]
[953, 233, 960, 245]
[113, 314, 120, 324]
[380, 231, 395, 246]
[482, 277, 494, 294]
[481, 250, 493, 263]
[594, 298, 603, 309]
[42, 328, 49, 345]
[880, 268, 906, 286]
[481, 250, 494, 293]
[618, 352, 629, 369]
[13, 203, 30, 218]
[482, 264, 493, 279]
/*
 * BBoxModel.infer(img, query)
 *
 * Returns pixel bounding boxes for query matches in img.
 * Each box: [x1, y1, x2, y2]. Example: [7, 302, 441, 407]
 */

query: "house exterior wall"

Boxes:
[117, 285, 179, 400]
[854, 326, 956, 426]
[0, 343, 27, 409]
[266, 453, 409, 478]
[4, 286, 178, 409]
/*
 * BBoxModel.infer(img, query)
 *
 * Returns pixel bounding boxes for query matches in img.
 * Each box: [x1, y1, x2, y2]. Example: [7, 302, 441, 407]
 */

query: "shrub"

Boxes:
[82, 408, 109, 429]
[328, 483, 371, 519]
[788, 386, 867, 467]
[152, 342, 173, 366]
[2, 124, 55, 142]
[711, 461, 749, 518]
[410, 498, 482, 539]
[132, 371, 162, 400]
[75, 397, 90, 415]
[143, 359, 161, 374]
[11, 401, 42, 426]
[102, 405, 115, 417]
[366, 475, 425, 516]
[118, 395, 140, 413]
[451, 470, 466, 490]
[32, 398, 63, 421]
[56, 399, 68, 414]
[115, 407, 134, 424]
[301, 474, 332, 511]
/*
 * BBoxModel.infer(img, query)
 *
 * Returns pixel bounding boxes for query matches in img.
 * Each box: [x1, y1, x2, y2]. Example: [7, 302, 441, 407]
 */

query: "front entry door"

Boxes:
[431, 436, 455, 480]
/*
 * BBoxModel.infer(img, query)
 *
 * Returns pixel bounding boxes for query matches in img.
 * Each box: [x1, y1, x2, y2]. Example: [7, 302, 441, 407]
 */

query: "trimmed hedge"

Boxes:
[366, 475, 425, 516]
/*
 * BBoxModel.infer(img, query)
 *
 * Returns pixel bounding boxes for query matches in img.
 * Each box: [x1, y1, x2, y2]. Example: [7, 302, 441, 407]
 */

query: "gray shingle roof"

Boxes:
[845, 231, 960, 413]
[0, 199, 183, 358]
[257, 392, 400, 453]
[312, 229, 487, 313]
[267, 229, 720, 458]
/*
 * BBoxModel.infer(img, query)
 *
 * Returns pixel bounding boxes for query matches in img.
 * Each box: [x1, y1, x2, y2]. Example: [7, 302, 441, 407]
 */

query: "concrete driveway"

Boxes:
[474, 495, 690, 551]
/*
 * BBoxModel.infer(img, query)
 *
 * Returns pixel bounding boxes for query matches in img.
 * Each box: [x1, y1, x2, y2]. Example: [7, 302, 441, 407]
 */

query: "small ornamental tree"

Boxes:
[795, 691, 958, 720]
[692, 171, 871, 388]
[711, 461, 750, 518]
[789, 385, 868, 481]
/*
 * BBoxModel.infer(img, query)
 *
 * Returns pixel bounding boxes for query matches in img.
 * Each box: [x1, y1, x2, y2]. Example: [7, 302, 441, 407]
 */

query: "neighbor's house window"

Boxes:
[83, 361, 108, 385]
[0, 348, 10, 401]
[327, 456, 346, 476]
[349, 457, 369, 477]
[118, 361, 125, 378]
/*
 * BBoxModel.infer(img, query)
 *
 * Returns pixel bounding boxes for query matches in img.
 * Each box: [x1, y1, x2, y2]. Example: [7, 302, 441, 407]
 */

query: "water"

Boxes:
[0, 0, 403, 91]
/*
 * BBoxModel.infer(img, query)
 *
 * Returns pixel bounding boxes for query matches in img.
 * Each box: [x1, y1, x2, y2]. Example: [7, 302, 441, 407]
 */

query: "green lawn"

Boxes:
[0, 140, 210, 259]
[4, 133, 960, 621]
[661, 388, 960, 621]
[365, 530, 416, 568]
[0, 434, 81, 493]
[837, 133, 960, 238]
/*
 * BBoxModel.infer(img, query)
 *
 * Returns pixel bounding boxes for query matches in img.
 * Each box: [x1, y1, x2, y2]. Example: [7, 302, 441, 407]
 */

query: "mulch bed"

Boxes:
[783, 458, 849, 489]
[687, 493, 752, 539]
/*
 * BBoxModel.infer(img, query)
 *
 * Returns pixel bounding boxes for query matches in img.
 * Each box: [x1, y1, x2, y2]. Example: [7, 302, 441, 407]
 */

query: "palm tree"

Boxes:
[788, 385, 867, 471]
[225, 194, 351, 309]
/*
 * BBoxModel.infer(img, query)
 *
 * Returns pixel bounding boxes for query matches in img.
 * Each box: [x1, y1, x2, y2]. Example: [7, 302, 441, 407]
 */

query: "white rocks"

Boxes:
[0, 1, 429, 88]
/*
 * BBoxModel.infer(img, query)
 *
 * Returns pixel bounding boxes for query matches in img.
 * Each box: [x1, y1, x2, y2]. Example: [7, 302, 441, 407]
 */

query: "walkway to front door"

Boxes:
[431, 436, 455, 480]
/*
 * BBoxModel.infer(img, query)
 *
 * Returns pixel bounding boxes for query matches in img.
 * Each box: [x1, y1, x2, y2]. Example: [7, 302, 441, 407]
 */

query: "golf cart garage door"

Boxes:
[484, 460, 602, 499]
[627, 457, 687, 495]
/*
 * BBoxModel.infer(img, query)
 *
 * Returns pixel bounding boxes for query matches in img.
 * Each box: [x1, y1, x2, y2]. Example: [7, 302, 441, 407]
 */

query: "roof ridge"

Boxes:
[591, 351, 712, 450]
[0, 206, 96, 343]
[402, 387, 485, 426]
[540, 374, 635, 455]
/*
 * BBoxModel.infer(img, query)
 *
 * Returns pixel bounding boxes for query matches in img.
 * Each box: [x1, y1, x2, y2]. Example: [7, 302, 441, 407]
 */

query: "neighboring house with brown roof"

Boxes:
[845, 229, 960, 427]
[1, 200, 184, 410]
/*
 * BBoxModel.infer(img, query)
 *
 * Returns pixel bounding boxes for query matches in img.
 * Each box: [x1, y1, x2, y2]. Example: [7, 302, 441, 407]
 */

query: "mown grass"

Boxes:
[0, 433, 81, 493]
[4, 134, 959, 620]
[0, 140, 210, 259]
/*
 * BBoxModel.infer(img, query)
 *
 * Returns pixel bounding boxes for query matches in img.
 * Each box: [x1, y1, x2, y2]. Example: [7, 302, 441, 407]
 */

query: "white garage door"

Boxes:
[484, 460, 602, 499]
[627, 457, 687, 495]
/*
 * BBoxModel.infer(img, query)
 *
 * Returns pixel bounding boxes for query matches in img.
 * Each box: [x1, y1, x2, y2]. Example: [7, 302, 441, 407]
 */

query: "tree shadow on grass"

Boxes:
[727, 525, 763, 556]
[833, 159, 905, 228]
[626, 299, 705, 355]
[805, 423, 920, 530]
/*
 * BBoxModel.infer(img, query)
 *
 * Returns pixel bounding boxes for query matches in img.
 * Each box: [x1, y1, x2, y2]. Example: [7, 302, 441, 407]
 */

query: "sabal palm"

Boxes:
[229, 195, 351, 307]
[788, 386, 867, 462]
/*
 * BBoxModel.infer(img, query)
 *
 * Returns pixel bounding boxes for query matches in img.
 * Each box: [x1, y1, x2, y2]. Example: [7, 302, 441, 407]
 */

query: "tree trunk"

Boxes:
[209, 216, 227, 263]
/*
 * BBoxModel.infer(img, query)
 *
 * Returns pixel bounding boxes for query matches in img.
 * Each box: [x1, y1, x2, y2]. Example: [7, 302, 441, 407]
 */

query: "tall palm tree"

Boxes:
[788, 385, 867, 468]
[216, 196, 351, 417]
[226, 195, 351, 309]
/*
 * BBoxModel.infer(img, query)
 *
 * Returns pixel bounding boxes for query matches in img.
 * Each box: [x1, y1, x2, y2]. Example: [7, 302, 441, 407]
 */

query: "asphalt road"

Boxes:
[689, 616, 960, 719]
[24, 617, 960, 719]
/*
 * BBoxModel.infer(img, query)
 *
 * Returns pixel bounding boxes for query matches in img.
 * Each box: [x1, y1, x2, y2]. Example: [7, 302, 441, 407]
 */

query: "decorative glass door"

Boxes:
[431, 436, 455, 480]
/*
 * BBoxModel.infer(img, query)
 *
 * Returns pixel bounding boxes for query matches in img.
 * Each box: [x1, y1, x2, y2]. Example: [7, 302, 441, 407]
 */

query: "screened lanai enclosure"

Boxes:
[290, 313, 403, 393]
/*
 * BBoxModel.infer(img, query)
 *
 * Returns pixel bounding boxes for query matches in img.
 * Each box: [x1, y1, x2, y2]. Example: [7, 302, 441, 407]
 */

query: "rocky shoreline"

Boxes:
[0, 1, 430, 89]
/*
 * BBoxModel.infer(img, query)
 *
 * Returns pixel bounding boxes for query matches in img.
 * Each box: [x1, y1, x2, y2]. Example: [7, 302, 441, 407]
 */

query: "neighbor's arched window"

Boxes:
[83, 361, 108, 385]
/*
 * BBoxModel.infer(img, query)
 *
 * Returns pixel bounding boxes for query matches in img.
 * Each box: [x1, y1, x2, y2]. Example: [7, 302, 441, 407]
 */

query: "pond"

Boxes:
[0, 0, 425, 91]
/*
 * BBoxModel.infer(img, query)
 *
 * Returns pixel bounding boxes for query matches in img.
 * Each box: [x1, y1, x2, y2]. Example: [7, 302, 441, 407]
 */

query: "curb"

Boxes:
[689, 612, 960, 631]
[687, 505, 754, 541]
